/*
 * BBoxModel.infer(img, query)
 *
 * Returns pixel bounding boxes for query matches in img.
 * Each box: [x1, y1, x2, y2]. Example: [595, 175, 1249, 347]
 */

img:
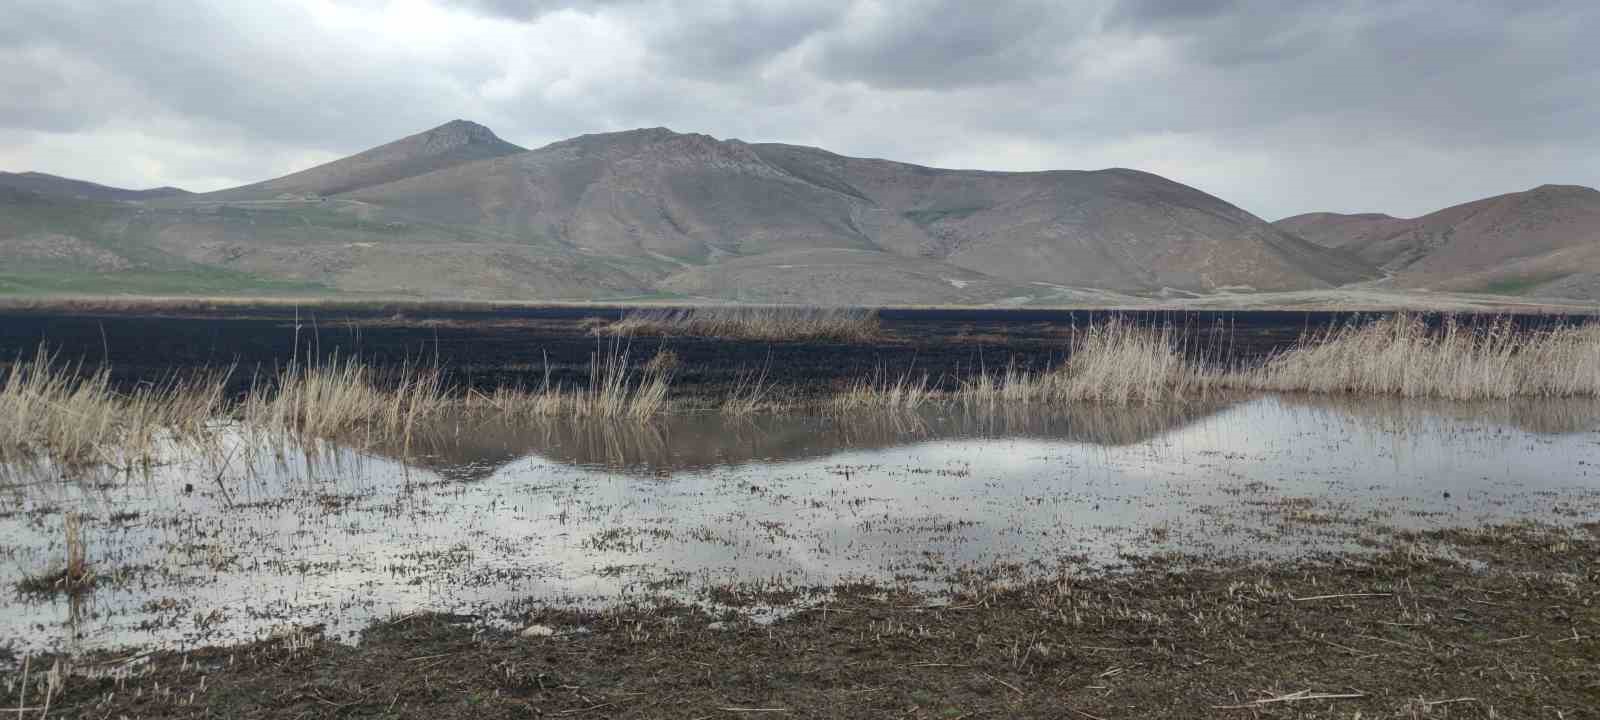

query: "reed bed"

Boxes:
[599, 306, 881, 342]
[829, 370, 938, 414]
[240, 357, 451, 449]
[828, 315, 1600, 410]
[0, 347, 231, 466]
[957, 321, 1210, 407]
[465, 345, 675, 421]
[2, 342, 675, 466]
[1235, 314, 1600, 400]
[7, 314, 1600, 467]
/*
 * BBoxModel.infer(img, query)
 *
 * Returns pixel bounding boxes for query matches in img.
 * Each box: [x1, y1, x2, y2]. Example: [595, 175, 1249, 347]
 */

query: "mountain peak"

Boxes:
[423, 119, 505, 145]
[208, 119, 526, 199]
[1526, 183, 1599, 197]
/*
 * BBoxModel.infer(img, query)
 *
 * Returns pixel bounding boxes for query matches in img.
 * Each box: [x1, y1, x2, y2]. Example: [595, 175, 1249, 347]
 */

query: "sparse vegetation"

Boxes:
[830, 369, 937, 413]
[15, 511, 94, 596]
[19, 522, 1600, 718]
[598, 305, 882, 342]
[8, 314, 1600, 466]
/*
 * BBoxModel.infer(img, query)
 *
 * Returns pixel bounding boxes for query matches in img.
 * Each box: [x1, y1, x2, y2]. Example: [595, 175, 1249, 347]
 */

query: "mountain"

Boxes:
[0, 121, 1375, 303]
[338, 126, 1372, 297]
[1275, 185, 1600, 298]
[204, 120, 526, 200]
[0, 171, 190, 202]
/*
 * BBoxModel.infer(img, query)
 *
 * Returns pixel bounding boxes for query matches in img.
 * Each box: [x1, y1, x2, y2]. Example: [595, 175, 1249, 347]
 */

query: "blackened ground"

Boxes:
[0, 307, 1589, 405]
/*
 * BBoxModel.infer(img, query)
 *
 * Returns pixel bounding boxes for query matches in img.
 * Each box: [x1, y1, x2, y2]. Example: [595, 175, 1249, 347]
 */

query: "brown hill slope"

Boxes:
[1274, 185, 1600, 298]
[1, 122, 1378, 302]
[1273, 212, 1412, 251]
[749, 144, 1373, 291]
[205, 120, 526, 200]
[348, 127, 1374, 295]
[0, 171, 190, 202]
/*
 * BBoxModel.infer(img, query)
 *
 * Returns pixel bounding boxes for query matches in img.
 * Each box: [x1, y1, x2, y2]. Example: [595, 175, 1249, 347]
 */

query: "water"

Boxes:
[3, 395, 1600, 655]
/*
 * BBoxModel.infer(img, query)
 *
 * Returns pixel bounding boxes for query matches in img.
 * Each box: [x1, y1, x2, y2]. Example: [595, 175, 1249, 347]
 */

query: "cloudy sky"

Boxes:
[2, 0, 1596, 219]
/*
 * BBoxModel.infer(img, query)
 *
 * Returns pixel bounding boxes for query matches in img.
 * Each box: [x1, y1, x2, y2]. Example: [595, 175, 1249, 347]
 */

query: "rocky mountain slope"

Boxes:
[1275, 185, 1600, 299]
[0, 120, 1394, 302]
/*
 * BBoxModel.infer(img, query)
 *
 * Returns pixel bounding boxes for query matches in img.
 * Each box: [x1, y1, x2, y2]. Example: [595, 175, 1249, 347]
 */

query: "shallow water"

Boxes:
[3, 395, 1600, 655]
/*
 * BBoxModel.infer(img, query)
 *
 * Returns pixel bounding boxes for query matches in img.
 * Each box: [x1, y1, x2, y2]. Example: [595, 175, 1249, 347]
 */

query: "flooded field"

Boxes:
[6, 394, 1599, 656]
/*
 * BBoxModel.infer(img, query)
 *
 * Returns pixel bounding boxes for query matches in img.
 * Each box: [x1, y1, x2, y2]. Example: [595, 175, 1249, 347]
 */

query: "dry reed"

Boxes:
[958, 321, 1208, 407]
[599, 306, 881, 342]
[63, 511, 90, 588]
[462, 343, 674, 421]
[239, 357, 450, 449]
[829, 370, 937, 413]
[721, 364, 773, 416]
[7, 314, 1600, 468]
[0, 347, 231, 466]
[1233, 314, 1600, 400]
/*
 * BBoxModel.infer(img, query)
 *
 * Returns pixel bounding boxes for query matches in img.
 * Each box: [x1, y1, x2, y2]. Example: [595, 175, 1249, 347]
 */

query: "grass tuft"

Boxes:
[598, 306, 881, 342]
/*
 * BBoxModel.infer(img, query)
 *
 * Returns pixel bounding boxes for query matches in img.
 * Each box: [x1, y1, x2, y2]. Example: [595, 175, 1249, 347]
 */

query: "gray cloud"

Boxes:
[803, 0, 1088, 89]
[444, 0, 639, 19]
[0, 0, 1596, 218]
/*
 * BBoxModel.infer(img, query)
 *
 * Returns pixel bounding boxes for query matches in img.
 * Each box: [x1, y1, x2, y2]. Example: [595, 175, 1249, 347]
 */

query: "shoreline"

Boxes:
[9, 521, 1597, 718]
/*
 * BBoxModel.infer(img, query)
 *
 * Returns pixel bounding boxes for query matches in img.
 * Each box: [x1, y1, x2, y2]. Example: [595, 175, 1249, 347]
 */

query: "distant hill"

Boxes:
[1275, 185, 1600, 299]
[204, 120, 526, 201]
[0, 120, 1395, 303]
[0, 171, 190, 202]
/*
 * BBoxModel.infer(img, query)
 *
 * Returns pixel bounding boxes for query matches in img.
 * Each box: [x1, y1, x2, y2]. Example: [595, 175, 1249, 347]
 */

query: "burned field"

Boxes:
[2, 304, 1599, 718]
[0, 305, 1354, 404]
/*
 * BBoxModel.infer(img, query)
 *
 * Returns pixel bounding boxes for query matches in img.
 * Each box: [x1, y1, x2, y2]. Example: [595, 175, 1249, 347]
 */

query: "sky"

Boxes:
[1, 0, 1596, 220]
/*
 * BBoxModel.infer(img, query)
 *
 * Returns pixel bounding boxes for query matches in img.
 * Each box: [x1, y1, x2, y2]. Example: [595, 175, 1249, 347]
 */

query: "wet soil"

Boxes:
[15, 523, 1598, 719]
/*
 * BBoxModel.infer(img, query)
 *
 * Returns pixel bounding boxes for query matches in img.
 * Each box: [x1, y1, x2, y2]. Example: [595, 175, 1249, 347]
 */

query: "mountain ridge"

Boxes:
[1273, 184, 1600, 298]
[0, 171, 192, 202]
[10, 119, 1591, 303]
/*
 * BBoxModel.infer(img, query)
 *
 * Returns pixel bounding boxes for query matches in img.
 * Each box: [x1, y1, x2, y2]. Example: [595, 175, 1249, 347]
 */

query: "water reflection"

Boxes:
[1279, 394, 1600, 436]
[387, 400, 1244, 478]
[3, 395, 1600, 656]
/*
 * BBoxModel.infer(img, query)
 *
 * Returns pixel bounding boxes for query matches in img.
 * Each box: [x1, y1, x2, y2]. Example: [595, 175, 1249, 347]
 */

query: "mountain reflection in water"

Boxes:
[377, 395, 1600, 480]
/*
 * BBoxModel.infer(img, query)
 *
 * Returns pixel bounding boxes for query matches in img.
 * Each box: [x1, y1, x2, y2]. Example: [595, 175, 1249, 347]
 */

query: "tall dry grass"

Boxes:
[1235, 314, 1600, 400]
[0, 347, 231, 466]
[240, 357, 450, 448]
[462, 344, 674, 421]
[830, 370, 937, 414]
[958, 321, 1209, 407]
[827, 315, 1600, 410]
[599, 306, 881, 342]
[8, 314, 1600, 468]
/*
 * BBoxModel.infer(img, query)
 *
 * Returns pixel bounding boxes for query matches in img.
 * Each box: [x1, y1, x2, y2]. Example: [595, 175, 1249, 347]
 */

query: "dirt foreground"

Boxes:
[6, 523, 1595, 719]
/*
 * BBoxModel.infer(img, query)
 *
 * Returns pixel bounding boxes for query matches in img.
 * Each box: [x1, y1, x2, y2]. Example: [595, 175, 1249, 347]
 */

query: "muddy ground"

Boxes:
[1, 306, 1589, 407]
[9, 522, 1597, 719]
